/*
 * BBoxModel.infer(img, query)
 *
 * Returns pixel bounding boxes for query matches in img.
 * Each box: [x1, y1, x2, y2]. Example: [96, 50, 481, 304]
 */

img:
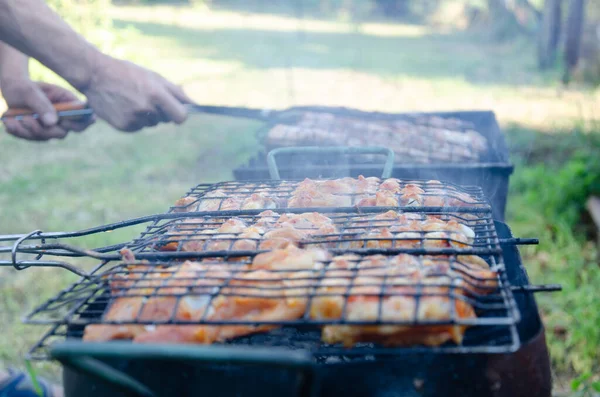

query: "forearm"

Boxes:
[0, 0, 107, 91]
[0, 42, 29, 85]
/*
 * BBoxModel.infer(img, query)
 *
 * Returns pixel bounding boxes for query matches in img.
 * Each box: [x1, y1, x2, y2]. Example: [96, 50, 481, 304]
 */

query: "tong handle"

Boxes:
[3, 101, 92, 120]
[267, 146, 395, 180]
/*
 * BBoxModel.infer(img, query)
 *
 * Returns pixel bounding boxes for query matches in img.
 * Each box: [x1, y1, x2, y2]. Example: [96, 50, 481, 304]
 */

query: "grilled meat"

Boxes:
[159, 210, 477, 253]
[310, 253, 497, 347]
[263, 112, 488, 164]
[171, 177, 486, 213]
[84, 177, 497, 349]
[85, 248, 498, 348]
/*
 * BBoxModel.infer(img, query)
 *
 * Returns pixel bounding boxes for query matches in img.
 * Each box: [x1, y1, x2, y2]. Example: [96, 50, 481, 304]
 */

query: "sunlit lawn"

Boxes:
[0, 3, 598, 393]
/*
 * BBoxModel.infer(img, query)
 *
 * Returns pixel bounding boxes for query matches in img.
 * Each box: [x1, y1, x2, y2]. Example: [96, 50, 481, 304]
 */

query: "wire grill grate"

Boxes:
[128, 210, 499, 255]
[169, 178, 490, 214]
[18, 178, 520, 359]
[26, 250, 520, 358]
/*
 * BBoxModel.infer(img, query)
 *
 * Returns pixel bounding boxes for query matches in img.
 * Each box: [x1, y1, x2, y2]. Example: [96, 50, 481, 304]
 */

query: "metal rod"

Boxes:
[267, 146, 395, 180]
[510, 284, 562, 293]
[499, 238, 539, 245]
[0, 260, 91, 278]
[0, 205, 493, 243]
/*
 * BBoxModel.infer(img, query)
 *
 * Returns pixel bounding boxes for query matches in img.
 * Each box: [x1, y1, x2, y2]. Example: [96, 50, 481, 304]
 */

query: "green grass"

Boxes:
[1, 3, 599, 394]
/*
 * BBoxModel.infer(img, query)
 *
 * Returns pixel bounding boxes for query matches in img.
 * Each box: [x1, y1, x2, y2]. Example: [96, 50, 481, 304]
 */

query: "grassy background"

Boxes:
[1, 3, 599, 395]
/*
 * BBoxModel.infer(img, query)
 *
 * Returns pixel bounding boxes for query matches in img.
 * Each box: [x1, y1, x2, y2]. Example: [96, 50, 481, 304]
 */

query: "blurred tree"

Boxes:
[487, 0, 529, 39]
[563, 0, 586, 82]
[537, 0, 562, 69]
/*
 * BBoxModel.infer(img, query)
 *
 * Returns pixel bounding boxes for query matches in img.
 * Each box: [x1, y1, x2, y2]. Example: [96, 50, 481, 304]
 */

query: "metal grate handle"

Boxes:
[52, 342, 316, 397]
[510, 284, 562, 293]
[267, 146, 395, 180]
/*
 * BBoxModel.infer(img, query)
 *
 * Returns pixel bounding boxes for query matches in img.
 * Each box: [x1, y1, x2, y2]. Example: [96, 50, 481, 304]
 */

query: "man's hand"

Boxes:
[1, 79, 95, 141]
[81, 56, 192, 132]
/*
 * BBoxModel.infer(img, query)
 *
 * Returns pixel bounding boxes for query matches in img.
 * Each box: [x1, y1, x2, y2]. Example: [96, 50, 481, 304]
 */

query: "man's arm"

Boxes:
[0, 0, 192, 132]
[0, 0, 98, 91]
[0, 41, 28, 82]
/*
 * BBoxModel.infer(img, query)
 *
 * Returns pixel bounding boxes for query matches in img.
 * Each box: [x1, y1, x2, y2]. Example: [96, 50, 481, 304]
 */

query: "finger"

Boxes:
[21, 117, 68, 140]
[37, 82, 79, 103]
[20, 116, 48, 140]
[156, 107, 170, 124]
[24, 85, 59, 127]
[2, 119, 35, 141]
[166, 82, 194, 105]
[59, 115, 95, 133]
[153, 90, 188, 124]
[143, 111, 160, 128]
[37, 125, 69, 140]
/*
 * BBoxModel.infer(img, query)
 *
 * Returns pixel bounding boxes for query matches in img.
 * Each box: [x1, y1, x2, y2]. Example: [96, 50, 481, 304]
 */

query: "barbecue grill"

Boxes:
[0, 157, 557, 397]
[232, 107, 513, 221]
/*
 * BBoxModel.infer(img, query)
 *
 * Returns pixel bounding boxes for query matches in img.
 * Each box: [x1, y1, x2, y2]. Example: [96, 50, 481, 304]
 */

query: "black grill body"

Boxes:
[232, 108, 514, 221]
[61, 222, 550, 397]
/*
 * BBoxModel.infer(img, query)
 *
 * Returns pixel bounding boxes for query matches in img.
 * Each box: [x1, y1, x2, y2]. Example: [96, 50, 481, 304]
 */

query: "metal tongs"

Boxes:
[1, 102, 286, 123]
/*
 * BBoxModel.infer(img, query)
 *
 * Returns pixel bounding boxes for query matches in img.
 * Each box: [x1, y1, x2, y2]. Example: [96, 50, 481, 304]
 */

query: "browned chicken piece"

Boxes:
[137, 247, 331, 344]
[241, 193, 279, 210]
[451, 256, 499, 294]
[231, 226, 264, 251]
[401, 184, 425, 195]
[375, 191, 400, 206]
[120, 248, 137, 263]
[339, 212, 476, 251]
[259, 226, 309, 248]
[258, 210, 279, 217]
[355, 175, 381, 194]
[254, 210, 280, 227]
[310, 254, 483, 348]
[127, 261, 242, 344]
[354, 195, 376, 207]
[401, 192, 423, 206]
[84, 262, 235, 342]
[257, 238, 295, 250]
[159, 221, 201, 252]
[216, 218, 247, 233]
[292, 178, 320, 194]
[173, 196, 198, 212]
[423, 195, 446, 207]
[447, 191, 480, 206]
[355, 191, 400, 207]
[364, 228, 394, 249]
[309, 223, 340, 248]
[288, 189, 352, 208]
[197, 196, 242, 212]
[378, 178, 401, 193]
[179, 230, 220, 252]
[195, 190, 227, 211]
[270, 217, 339, 247]
[348, 210, 404, 229]
[317, 179, 355, 195]
[275, 212, 334, 230]
[177, 221, 265, 253]
[392, 231, 423, 248]
[372, 209, 403, 220]
[251, 245, 331, 271]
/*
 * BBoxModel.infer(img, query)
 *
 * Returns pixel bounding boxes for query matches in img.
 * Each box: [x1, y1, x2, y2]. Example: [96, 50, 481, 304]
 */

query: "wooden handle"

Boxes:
[4, 101, 87, 117]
